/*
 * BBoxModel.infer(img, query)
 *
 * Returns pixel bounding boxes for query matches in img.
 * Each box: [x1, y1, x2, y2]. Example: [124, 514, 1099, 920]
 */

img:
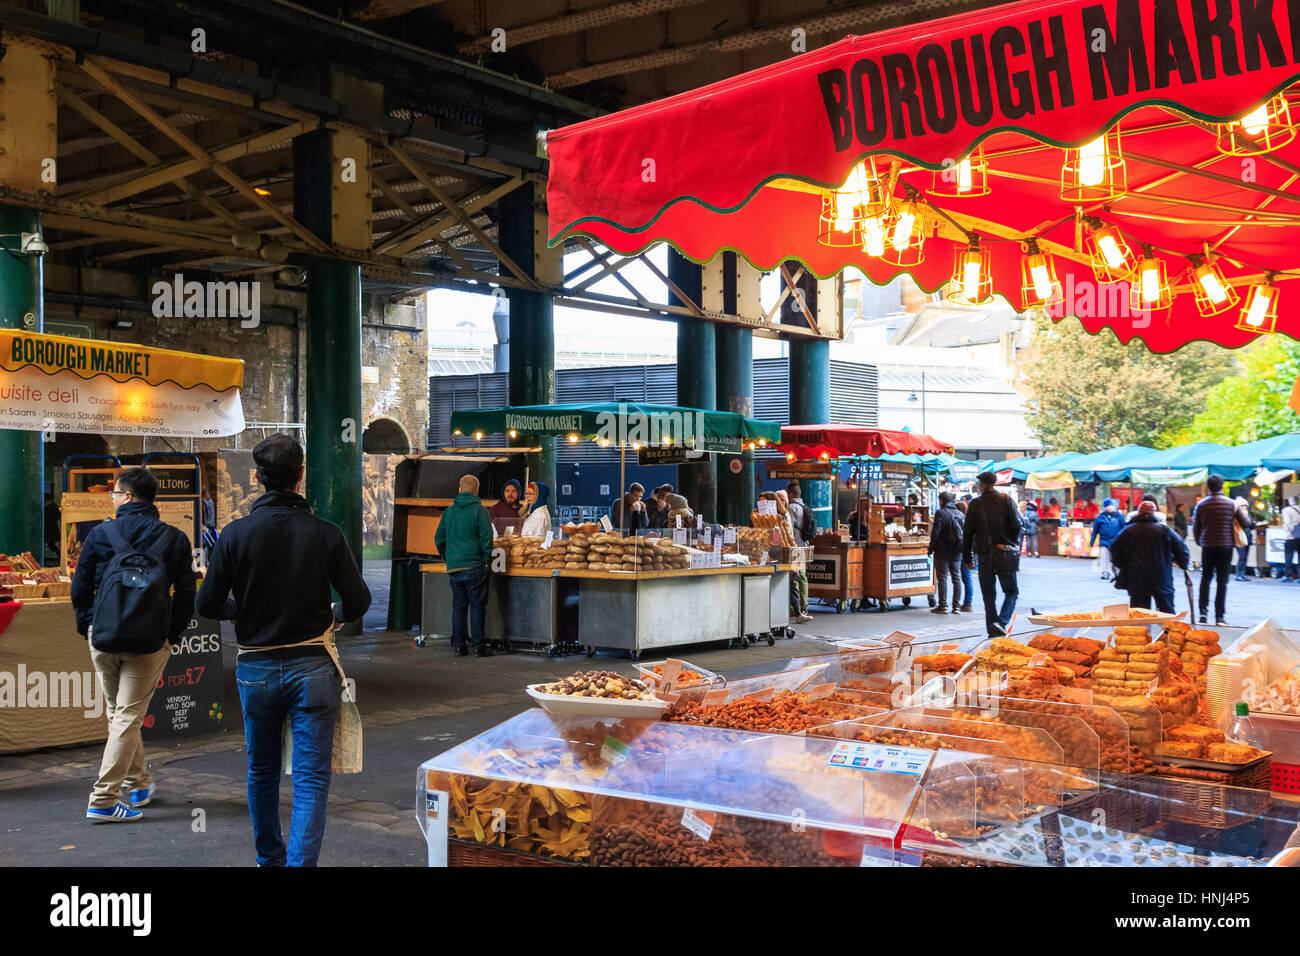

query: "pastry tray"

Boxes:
[524, 684, 669, 718]
[1027, 609, 1176, 628]
[1156, 749, 1272, 771]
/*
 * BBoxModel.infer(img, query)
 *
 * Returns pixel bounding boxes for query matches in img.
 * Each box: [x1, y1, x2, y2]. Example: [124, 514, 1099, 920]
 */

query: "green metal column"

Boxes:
[304, 258, 363, 566]
[669, 249, 716, 520]
[786, 262, 832, 532]
[715, 253, 754, 525]
[499, 185, 556, 491]
[0, 204, 44, 557]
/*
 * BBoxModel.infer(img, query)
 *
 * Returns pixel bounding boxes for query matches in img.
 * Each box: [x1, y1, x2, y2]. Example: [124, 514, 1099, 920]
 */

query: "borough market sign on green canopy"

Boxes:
[449, 402, 783, 454]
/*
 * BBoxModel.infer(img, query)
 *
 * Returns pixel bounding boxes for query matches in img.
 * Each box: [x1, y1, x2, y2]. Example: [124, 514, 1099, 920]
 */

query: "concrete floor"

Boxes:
[2, 556, 1296, 866]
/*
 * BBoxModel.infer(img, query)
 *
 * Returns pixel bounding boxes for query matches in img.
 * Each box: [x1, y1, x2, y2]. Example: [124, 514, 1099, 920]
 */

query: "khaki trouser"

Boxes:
[87, 641, 171, 809]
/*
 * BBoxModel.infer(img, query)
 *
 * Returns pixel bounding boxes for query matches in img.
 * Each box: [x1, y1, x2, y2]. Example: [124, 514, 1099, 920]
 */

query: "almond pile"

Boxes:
[538, 670, 654, 700]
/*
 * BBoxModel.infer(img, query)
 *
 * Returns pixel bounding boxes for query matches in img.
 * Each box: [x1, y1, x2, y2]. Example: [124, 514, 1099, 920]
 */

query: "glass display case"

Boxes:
[418, 708, 941, 867]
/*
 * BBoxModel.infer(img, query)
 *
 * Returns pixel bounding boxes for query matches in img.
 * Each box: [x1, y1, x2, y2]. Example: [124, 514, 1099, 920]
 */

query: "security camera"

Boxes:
[19, 233, 47, 255]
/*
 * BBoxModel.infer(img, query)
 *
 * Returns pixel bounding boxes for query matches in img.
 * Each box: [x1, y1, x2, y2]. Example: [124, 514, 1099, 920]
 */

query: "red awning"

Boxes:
[545, 0, 1300, 352]
[778, 425, 955, 460]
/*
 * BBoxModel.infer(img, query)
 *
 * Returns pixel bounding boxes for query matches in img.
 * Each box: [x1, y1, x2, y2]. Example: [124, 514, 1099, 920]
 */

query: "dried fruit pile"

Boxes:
[538, 670, 655, 700]
[445, 774, 592, 861]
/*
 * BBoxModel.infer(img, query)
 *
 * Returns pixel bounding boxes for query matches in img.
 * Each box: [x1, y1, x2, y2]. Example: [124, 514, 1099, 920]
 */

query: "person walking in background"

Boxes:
[1283, 496, 1300, 582]
[1089, 499, 1126, 582]
[519, 481, 552, 537]
[962, 472, 1023, 638]
[784, 483, 816, 623]
[1233, 496, 1255, 582]
[196, 435, 371, 865]
[610, 482, 649, 533]
[1172, 502, 1190, 540]
[1192, 474, 1255, 626]
[72, 467, 196, 823]
[1110, 500, 1190, 614]
[1019, 500, 1039, 557]
[929, 492, 966, 614]
[954, 499, 974, 612]
[433, 474, 495, 657]
[1127, 493, 1167, 525]
[486, 478, 523, 533]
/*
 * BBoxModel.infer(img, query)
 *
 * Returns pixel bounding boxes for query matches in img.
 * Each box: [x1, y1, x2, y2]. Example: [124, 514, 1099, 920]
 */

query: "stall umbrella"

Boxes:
[542, 0, 1300, 353]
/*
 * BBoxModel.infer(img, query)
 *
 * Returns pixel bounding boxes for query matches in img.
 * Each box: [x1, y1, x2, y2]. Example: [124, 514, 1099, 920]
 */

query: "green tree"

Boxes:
[1159, 337, 1300, 445]
[1022, 312, 1236, 453]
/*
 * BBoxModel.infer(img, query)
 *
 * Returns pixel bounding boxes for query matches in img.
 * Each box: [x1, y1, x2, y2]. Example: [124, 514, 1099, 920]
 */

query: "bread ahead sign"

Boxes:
[0, 330, 244, 437]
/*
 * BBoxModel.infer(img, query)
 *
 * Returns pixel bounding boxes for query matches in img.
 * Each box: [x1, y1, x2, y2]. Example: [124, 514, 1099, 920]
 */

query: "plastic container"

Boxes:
[633, 659, 724, 689]
[524, 684, 669, 718]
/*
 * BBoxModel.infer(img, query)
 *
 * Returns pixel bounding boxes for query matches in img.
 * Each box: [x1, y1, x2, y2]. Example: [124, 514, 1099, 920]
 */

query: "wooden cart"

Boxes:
[807, 533, 865, 613]
[863, 539, 937, 611]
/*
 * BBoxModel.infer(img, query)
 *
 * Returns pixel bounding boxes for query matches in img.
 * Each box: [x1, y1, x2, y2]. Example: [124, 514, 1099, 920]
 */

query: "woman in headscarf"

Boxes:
[520, 481, 552, 538]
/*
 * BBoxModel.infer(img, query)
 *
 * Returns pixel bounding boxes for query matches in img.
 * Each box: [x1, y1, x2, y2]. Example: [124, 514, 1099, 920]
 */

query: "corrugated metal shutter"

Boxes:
[830, 360, 879, 426]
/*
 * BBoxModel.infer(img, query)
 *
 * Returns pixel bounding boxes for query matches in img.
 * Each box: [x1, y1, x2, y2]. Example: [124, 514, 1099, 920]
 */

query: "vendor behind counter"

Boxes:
[487, 479, 524, 535]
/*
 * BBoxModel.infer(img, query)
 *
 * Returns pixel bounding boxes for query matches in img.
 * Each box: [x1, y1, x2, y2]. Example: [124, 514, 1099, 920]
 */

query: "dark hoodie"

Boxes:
[71, 500, 195, 641]
[1110, 512, 1190, 594]
[195, 490, 371, 650]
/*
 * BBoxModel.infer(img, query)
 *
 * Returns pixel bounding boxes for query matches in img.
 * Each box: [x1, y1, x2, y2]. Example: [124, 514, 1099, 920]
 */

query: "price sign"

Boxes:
[701, 528, 712, 546]
[541, 531, 554, 550]
[675, 514, 683, 528]
[672, 528, 687, 546]
[658, 659, 683, 693]
[756, 499, 777, 515]
[600, 515, 613, 532]
[723, 526, 737, 544]
[681, 808, 716, 842]
[600, 736, 630, 765]
[1103, 603, 1132, 622]
[713, 537, 722, 555]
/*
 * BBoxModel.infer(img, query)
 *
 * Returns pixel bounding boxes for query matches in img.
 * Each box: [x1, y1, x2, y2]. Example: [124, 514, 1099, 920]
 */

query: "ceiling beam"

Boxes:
[354, 0, 449, 20]
[457, 0, 710, 55]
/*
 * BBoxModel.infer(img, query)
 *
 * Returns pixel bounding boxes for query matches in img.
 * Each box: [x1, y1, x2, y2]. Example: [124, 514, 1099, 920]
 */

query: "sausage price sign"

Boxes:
[0, 329, 244, 438]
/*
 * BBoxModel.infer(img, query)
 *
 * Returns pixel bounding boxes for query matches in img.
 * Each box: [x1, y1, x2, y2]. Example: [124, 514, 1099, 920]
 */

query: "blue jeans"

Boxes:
[977, 560, 1018, 632]
[449, 566, 489, 649]
[236, 653, 340, 867]
[1129, 589, 1175, 614]
[960, 561, 974, 607]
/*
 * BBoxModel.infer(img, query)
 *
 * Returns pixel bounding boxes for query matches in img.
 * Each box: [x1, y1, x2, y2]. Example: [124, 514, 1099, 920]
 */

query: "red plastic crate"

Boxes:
[1271, 762, 1300, 794]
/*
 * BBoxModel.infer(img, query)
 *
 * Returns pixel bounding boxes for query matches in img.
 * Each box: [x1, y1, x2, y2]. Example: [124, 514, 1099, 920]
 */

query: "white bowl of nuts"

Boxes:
[526, 670, 669, 718]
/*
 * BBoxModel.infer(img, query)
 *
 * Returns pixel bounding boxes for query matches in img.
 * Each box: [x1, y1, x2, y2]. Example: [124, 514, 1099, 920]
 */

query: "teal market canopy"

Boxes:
[1206, 432, 1300, 475]
[449, 402, 782, 452]
[993, 452, 1088, 481]
[1062, 444, 1160, 482]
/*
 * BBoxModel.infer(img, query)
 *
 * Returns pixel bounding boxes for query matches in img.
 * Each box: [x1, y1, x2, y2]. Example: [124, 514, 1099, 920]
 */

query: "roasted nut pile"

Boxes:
[664, 691, 876, 733]
[538, 670, 655, 700]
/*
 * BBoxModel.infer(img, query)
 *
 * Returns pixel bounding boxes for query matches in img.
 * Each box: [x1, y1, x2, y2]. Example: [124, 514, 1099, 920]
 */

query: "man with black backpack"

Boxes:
[71, 467, 195, 823]
[928, 492, 965, 614]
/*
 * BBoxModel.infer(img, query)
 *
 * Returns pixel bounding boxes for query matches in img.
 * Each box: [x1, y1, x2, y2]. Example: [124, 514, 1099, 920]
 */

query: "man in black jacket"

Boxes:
[962, 472, 1023, 637]
[928, 492, 965, 614]
[1110, 500, 1190, 613]
[196, 434, 371, 867]
[72, 467, 195, 823]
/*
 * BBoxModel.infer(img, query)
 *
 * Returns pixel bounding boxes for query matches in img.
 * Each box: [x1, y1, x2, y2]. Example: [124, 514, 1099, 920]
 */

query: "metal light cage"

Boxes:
[1235, 278, 1280, 333]
[817, 159, 889, 248]
[1186, 257, 1241, 317]
[930, 147, 991, 198]
[1087, 222, 1137, 282]
[1061, 127, 1127, 202]
[880, 196, 926, 266]
[1216, 95, 1298, 157]
[1128, 247, 1173, 313]
[946, 237, 994, 305]
[1020, 241, 1062, 308]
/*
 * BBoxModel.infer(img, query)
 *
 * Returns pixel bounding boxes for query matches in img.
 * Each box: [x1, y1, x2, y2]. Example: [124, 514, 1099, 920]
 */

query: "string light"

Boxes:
[1061, 128, 1126, 201]
[1186, 255, 1239, 317]
[882, 193, 925, 266]
[817, 159, 886, 247]
[508, 429, 517, 439]
[930, 147, 990, 197]
[1217, 95, 1297, 155]
[1020, 239, 1060, 308]
[1236, 275, 1279, 334]
[861, 214, 888, 257]
[947, 235, 993, 305]
[1129, 245, 1172, 313]
[1086, 221, 1137, 282]
[566, 433, 579, 443]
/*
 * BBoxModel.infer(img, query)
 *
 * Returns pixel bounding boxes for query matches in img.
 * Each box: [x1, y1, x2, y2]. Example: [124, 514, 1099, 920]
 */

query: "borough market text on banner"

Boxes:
[0, 330, 244, 438]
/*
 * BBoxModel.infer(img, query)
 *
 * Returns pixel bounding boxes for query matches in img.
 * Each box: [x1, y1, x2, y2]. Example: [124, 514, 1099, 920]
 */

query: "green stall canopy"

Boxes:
[449, 402, 782, 453]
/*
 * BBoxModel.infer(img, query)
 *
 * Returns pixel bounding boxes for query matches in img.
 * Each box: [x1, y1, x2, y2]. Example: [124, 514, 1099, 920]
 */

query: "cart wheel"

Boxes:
[927, 594, 936, 608]
[739, 635, 751, 649]
[835, 600, 846, 614]
[902, 596, 912, 607]
[785, 627, 796, 639]
[585, 645, 596, 658]
[766, 633, 776, 646]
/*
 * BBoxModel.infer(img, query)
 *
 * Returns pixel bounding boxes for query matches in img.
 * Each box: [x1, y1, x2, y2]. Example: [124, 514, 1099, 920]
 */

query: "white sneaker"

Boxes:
[796, 612, 814, 624]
